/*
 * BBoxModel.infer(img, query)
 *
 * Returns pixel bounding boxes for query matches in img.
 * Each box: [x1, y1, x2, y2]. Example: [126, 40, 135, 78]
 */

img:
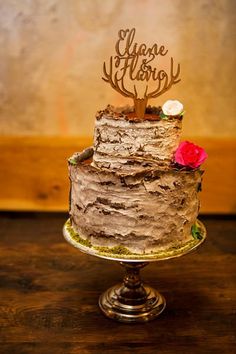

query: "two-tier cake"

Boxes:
[66, 29, 207, 256]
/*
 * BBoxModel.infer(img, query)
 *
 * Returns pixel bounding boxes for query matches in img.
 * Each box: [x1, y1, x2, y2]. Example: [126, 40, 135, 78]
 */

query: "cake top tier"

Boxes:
[89, 29, 208, 173]
[92, 105, 183, 173]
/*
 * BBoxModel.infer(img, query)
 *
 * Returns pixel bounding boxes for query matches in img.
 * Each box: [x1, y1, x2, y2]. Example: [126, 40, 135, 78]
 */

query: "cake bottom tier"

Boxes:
[69, 149, 202, 255]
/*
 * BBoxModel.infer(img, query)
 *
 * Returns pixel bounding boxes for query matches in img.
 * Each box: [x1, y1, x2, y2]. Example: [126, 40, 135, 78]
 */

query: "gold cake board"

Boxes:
[63, 219, 206, 323]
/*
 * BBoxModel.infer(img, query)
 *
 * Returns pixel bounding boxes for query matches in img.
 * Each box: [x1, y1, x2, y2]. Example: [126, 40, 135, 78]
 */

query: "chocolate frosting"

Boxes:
[69, 148, 201, 254]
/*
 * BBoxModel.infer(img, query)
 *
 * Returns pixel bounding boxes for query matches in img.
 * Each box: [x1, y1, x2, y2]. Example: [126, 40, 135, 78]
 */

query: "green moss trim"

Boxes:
[66, 220, 92, 248]
[65, 219, 204, 260]
[94, 245, 134, 255]
[94, 239, 199, 260]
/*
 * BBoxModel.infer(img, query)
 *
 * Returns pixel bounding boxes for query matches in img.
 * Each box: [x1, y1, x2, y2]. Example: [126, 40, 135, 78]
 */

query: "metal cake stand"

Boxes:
[63, 219, 206, 323]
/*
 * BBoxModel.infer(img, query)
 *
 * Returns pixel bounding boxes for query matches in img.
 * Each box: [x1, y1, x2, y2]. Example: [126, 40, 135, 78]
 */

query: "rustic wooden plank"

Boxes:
[0, 136, 92, 212]
[0, 136, 235, 213]
[0, 213, 235, 353]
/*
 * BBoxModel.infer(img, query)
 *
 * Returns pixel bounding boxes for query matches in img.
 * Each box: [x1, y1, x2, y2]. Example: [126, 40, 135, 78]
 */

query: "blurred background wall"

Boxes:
[0, 0, 235, 212]
[0, 0, 235, 136]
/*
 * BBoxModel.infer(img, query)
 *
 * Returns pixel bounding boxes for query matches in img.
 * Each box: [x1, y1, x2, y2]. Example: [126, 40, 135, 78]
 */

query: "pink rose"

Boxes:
[174, 141, 208, 168]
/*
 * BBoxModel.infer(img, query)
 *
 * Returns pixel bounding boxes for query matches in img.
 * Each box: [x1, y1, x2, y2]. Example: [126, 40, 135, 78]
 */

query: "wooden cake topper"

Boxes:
[103, 28, 181, 119]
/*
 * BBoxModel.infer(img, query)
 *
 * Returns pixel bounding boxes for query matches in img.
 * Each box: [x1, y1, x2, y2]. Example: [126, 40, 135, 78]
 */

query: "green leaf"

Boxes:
[160, 112, 168, 119]
[179, 110, 186, 117]
[191, 223, 203, 240]
[69, 158, 77, 165]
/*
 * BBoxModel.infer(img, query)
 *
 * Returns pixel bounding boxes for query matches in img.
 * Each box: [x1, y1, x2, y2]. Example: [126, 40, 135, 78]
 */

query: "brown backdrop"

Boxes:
[0, 0, 235, 212]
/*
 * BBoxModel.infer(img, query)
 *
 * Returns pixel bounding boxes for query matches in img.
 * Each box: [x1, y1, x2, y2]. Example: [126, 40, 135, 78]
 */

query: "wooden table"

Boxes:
[0, 213, 235, 354]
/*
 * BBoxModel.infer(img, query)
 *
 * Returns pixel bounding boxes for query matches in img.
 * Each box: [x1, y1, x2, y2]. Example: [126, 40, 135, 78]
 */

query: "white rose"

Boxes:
[162, 100, 184, 116]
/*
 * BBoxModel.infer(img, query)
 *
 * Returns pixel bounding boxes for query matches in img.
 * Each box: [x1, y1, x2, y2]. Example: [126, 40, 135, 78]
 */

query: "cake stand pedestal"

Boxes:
[98, 261, 165, 322]
[63, 219, 206, 323]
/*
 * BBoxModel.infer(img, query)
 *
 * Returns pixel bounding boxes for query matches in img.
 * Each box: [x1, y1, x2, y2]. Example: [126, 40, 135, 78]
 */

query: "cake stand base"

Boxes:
[63, 219, 206, 323]
[99, 262, 165, 323]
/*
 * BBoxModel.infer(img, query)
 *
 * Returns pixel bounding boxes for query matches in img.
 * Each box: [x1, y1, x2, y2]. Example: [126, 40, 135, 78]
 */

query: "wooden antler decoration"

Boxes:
[103, 28, 181, 119]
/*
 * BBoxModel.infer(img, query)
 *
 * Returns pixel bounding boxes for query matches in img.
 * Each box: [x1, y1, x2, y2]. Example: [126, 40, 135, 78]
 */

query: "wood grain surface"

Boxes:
[0, 136, 236, 213]
[0, 212, 235, 353]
